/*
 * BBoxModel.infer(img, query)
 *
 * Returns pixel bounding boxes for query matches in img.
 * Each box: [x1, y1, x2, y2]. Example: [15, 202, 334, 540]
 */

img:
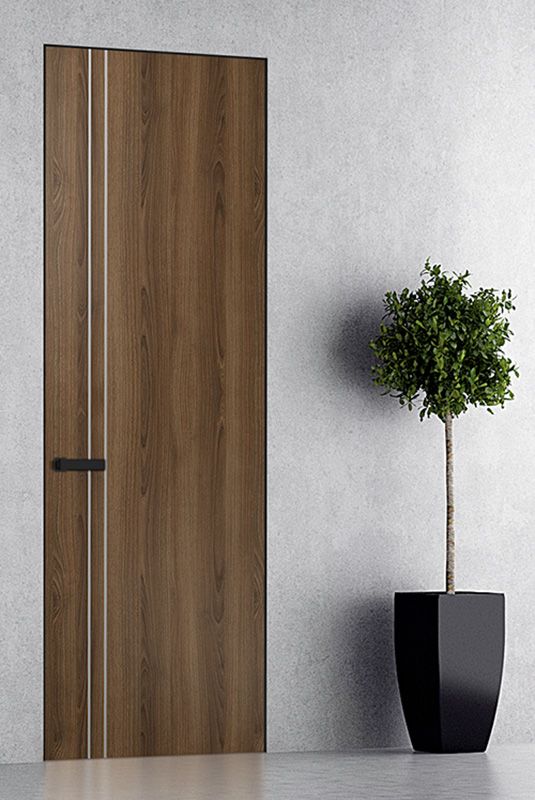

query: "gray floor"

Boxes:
[1, 745, 534, 800]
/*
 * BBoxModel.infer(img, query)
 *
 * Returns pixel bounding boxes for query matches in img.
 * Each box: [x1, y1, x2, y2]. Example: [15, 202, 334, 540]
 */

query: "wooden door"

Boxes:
[44, 45, 266, 760]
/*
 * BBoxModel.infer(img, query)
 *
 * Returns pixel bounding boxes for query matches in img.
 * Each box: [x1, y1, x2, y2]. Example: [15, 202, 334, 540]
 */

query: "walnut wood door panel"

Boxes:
[106, 51, 265, 757]
[44, 46, 89, 761]
[44, 46, 266, 759]
[88, 47, 107, 759]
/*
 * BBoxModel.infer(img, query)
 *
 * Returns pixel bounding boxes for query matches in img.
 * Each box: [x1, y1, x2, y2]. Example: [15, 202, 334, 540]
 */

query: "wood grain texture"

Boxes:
[106, 51, 265, 757]
[44, 45, 89, 760]
[89, 47, 106, 759]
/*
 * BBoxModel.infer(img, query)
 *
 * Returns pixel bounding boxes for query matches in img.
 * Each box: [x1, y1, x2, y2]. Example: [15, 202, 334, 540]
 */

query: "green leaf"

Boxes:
[368, 260, 518, 420]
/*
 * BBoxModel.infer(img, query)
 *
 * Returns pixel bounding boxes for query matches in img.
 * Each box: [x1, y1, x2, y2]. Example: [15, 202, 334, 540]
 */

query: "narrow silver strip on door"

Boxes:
[103, 47, 109, 760]
[87, 47, 93, 760]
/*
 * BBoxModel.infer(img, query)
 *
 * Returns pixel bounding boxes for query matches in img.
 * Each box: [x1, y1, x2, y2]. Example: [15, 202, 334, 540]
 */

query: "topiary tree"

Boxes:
[370, 260, 518, 594]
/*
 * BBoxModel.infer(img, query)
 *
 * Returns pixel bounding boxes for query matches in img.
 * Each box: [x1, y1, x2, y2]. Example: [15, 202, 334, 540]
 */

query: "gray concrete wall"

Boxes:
[1, 0, 534, 763]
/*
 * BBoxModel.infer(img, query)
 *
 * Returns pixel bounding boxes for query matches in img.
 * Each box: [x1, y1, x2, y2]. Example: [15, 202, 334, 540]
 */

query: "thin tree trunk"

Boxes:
[445, 413, 455, 594]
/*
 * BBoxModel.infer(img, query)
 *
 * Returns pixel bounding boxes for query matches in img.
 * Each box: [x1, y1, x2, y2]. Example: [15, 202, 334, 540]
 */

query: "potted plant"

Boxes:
[370, 260, 518, 753]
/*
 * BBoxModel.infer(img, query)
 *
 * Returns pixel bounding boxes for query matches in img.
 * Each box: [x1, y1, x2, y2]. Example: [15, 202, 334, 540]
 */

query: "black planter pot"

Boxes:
[394, 592, 505, 753]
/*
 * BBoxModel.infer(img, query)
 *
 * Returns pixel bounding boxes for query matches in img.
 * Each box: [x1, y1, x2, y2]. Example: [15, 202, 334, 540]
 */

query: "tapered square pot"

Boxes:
[394, 592, 505, 753]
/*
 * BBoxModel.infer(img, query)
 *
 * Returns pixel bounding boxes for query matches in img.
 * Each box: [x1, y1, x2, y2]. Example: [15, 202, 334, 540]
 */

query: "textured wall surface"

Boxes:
[1, 0, 535, 763]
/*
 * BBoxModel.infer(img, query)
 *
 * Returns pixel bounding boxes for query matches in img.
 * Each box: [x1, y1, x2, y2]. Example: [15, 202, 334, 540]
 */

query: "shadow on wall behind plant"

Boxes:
[333, 596, 408, 749]
[328, 294, 386, 404]
[326, 296, 408, 746]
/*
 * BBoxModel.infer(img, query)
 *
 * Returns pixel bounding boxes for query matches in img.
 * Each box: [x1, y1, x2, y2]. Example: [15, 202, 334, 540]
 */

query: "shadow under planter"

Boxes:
[394, 592, 505, 753]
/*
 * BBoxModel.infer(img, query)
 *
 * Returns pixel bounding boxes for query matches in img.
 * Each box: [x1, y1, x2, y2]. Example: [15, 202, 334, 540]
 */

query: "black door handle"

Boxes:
[54, 458, 106, 472]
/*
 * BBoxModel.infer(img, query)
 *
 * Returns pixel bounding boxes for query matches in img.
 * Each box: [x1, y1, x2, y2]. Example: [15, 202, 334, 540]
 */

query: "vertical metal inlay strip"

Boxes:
[87, 47, 92, 760]
[103, 47, 109, 759]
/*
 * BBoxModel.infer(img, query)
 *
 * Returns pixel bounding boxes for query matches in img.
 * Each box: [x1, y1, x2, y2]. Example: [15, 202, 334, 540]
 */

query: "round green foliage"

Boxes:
[370, 260, 519, 421]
